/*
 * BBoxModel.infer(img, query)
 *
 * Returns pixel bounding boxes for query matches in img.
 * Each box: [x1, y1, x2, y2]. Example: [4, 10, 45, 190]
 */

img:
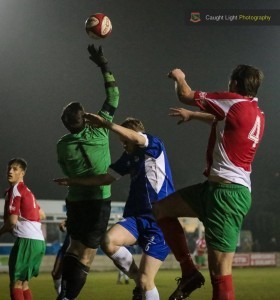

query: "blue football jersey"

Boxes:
[108, 133, 175, 218]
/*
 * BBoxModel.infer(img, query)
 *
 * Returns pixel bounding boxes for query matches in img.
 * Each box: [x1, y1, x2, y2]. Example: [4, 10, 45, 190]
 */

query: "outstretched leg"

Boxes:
[153, 192, 205, 299]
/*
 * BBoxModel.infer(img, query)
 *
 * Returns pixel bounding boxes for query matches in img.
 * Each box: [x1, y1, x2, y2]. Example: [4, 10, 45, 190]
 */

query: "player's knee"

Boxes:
[12, 280, 24, 289]
[138, 273, 154, 291]
[22, 281, 29, 290]
[100, 232, 112, 253]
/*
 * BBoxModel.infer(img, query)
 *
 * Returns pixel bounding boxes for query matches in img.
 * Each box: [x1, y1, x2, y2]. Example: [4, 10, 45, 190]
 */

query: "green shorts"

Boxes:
[195, 255, 206, 265]
[178, 181, 251, 252]
[9, 237, 46, 283]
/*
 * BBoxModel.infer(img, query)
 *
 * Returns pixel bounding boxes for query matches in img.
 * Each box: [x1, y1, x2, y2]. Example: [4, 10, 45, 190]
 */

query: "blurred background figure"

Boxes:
[51, 219, 70, 295]
[117, 270, 129, 285]
[194, 234, 207, 269]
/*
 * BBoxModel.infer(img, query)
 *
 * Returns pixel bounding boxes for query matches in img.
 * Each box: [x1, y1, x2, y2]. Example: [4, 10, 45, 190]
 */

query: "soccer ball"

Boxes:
[85, 13, 112, 39]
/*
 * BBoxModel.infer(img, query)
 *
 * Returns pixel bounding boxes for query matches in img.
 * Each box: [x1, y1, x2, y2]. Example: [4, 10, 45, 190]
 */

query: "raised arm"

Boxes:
[88, 44, 119, 121]
[169, 108, 215, 125]
[168, 69, 196, 106]
[84, 113, 147, 147]
[54, 173, 115, 187]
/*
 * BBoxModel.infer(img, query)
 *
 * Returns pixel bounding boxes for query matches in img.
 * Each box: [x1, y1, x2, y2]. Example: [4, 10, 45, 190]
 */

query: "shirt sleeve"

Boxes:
[98, 72, 120, 122]
[108, 152, 130, 179]
[139, 133, 163, 159]
[193, 91, 238, 120]
[7, 187, 21, 216]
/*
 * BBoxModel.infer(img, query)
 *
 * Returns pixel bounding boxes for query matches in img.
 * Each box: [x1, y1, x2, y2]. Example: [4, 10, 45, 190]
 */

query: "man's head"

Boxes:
[7, 158, 27, 185]
[229, 65, 264, 97]
[61, 102, 85, 133]
[121, 118, 145, 132]
[120, 118, 145, 153]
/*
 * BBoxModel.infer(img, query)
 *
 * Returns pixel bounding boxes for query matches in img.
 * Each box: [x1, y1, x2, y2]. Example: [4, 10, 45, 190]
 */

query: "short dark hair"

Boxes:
[230, 65, 264, 97]
[121, 117, 145, 132]
[8, 158, 27, 171]
[61, 102, 85, 133]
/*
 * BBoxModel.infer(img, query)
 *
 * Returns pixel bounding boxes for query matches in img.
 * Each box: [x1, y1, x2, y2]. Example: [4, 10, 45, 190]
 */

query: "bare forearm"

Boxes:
[175, 80, 195, 106]
[190, 111, 215, 124]
[169, 107, 215, 125]
[84, 112, 146, 146]
[169, 69, 196, 106]
[103, 120, 145, 145]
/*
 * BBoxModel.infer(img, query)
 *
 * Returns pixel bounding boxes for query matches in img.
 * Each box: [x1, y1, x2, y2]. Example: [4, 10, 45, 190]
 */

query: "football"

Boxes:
[85, 13, 112, 39]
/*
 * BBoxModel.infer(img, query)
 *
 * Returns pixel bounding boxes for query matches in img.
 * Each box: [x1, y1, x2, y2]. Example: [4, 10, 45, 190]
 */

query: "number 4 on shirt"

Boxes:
[248, 116, 261, 148]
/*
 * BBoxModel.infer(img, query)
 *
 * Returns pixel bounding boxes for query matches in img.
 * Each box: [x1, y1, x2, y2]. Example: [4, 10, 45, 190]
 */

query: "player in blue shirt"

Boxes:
[54, 115, 175, 300]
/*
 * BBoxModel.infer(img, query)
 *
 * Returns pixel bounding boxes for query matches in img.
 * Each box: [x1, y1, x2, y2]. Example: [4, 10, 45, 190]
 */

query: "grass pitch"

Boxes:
[0, 268, 279, 299]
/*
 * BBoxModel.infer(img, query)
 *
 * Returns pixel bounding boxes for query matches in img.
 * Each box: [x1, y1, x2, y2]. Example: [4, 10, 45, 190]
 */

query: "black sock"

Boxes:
[57, 253, 90, 300]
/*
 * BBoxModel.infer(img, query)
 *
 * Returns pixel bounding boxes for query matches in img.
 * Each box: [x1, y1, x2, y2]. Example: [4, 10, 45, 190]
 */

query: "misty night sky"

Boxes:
[0, 0, 279, 240]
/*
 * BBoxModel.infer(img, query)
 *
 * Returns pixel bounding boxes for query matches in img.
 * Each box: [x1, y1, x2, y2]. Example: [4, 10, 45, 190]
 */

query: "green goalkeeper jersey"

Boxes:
[57, 72, 119, 202]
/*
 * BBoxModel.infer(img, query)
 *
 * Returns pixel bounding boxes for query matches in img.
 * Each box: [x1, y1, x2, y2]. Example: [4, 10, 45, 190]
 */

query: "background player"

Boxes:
[56, 44, 119, 300]
[194, 233, 207, 269]
[117, 269, 130, 285]
[51, 219, 70, 295]
[0, 158, 46, 300]
[153, 65, 265, 300]
[54, 115, 175, 300]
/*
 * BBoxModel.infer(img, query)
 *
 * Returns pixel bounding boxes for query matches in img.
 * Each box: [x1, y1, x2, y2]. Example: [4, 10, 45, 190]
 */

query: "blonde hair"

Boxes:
[121, 117, 145, 132]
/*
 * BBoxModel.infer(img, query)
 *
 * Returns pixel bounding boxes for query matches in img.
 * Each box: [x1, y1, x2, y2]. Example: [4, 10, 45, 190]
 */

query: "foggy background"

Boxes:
[0, 0, 279, 249]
